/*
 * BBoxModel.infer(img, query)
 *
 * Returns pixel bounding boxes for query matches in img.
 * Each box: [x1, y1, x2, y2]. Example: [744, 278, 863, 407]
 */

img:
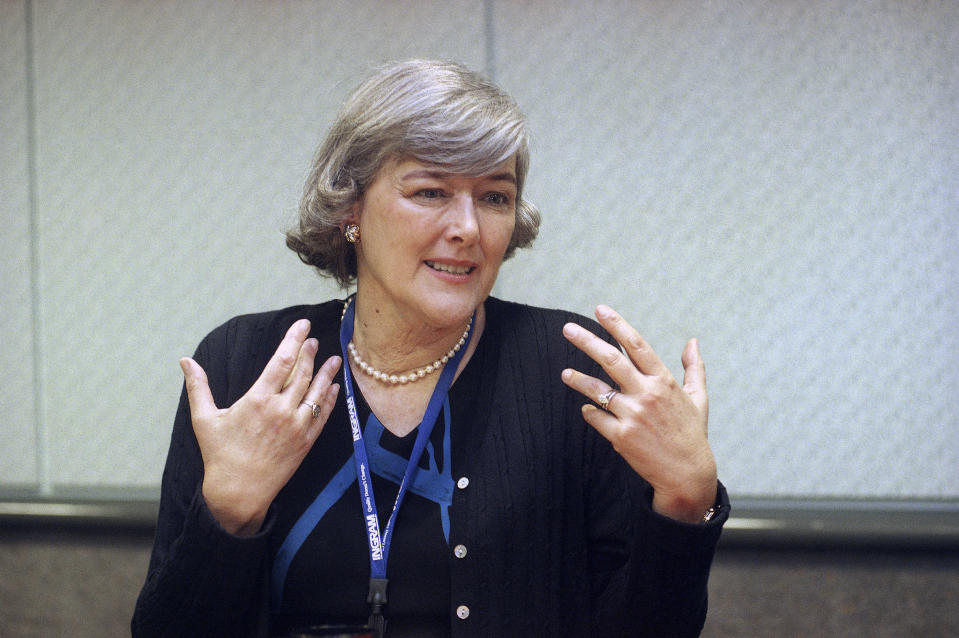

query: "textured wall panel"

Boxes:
[3, 0, 957, 501]
[492, 1, 959, 498]
[0, 0, 39, 486]
[27, 0, 485, 489]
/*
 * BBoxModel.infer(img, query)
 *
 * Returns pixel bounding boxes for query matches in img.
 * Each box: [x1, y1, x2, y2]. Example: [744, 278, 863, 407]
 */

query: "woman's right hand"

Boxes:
[180, 319, 341, 536]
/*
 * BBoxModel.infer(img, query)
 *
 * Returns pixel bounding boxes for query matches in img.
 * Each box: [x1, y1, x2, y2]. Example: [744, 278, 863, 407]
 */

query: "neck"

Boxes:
[348, 294, 482, 378]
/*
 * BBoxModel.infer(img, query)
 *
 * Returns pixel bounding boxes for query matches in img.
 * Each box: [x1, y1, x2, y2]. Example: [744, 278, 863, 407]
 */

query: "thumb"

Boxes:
[681, 338, 708, 414]
[180, 357, 217, 419]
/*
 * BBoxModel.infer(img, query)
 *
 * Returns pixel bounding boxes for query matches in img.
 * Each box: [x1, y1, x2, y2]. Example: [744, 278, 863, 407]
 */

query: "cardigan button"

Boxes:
[456, 605, 470, 619]
[456, 476, 469, 489]
[453, 544, 468, 559]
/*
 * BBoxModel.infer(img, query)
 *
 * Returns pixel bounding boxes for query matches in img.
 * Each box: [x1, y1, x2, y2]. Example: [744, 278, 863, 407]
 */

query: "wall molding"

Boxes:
[2, 495, 957, 550]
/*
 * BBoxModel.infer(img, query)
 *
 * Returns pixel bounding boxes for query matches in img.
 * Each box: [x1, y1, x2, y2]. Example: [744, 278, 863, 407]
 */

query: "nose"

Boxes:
[446, 193, 479, 244]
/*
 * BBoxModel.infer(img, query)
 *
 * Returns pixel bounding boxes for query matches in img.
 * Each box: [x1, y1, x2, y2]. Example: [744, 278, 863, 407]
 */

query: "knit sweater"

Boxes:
[132, 297, 728, 637]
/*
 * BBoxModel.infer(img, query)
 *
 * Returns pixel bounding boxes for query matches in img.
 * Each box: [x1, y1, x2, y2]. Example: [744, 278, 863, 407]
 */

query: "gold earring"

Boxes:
[344, 223, 360, 243]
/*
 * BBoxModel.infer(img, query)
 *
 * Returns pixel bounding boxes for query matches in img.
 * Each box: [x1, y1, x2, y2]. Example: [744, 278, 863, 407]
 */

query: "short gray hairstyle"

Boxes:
[286, 59, 541, 287]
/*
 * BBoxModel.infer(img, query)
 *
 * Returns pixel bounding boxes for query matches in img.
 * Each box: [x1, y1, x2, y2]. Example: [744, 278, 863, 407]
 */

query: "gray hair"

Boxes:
[286, 59, 540, 287]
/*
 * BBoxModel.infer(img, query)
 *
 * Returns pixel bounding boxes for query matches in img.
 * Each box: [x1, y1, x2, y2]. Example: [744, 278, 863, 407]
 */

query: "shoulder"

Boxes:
[195, 299, 346, 364]
[190, 299, 348, 403]
[484, 296, 606, 342]
[481, 297, 612, 381]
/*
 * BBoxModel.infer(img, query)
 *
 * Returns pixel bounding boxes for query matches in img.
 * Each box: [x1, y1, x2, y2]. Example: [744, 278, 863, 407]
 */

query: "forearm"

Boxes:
[587, 442, 727, 637]
[626, 482, 729, 637]
[132, 488, 272, 637]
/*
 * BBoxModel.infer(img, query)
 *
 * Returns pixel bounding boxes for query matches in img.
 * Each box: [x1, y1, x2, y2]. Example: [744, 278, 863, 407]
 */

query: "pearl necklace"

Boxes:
[342, 297, 473, 386]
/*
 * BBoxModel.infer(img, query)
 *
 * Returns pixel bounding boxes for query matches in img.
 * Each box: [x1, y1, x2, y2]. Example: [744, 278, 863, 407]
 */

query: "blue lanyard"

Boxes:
[338, 297, 474, 633]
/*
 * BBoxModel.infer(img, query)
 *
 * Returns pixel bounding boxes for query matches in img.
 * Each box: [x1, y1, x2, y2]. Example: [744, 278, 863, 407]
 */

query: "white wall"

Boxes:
[2, 0, 957, 500]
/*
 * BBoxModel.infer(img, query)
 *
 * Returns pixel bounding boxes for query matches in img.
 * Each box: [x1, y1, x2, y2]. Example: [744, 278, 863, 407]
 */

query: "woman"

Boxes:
[133, 59, 728, 638]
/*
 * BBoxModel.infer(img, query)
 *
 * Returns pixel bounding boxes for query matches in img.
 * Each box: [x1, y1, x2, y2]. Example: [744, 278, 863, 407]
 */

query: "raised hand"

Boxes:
[561, 305, 716, 523]
[181, 319, 341, 535]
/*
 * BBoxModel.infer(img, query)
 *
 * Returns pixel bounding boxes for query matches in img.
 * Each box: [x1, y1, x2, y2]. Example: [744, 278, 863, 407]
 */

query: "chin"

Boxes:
[421, 293, 486, 327]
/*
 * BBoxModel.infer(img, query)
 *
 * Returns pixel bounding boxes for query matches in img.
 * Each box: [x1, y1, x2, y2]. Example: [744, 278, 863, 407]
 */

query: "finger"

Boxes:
[594, 305, 670, 378]
[682, 338, 708, 415]
[180, 357, 217, 420]
[562, 322, 643, 393]
[320, 382, 340, 415]
[254, 319, 312, 393]
[311, 382, 341, 428]
[297, 355, 342, 413]
[579, 403, 623, 450]
[297, 382, 339, 443]
[300, 358, 342, 440]
[281, 338, 320, 401]
[561, 367, 617, 410]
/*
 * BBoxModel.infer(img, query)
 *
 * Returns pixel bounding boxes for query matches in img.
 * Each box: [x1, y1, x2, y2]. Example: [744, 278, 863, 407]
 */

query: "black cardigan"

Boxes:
[132, 297, 728, 637]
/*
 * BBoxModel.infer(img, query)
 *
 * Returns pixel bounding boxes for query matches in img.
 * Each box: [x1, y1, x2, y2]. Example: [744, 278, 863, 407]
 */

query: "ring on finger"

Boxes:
[597, 389, 618, 411]
[301, 400, 321, 419]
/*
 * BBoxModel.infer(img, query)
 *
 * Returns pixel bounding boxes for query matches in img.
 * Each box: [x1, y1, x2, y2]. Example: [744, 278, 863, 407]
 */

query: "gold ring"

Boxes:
[302, 400, 321, 419]
[597, 390, 618, 411]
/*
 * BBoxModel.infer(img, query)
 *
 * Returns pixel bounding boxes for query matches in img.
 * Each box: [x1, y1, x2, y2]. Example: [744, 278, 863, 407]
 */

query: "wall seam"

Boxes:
[485, 0, 505, 301]
[484, 0, 496, 81]
[23, 0, 50, 497]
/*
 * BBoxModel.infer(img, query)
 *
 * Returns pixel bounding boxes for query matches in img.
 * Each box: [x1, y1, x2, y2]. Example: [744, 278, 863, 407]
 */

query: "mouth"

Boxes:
[425, 260, 475, 275]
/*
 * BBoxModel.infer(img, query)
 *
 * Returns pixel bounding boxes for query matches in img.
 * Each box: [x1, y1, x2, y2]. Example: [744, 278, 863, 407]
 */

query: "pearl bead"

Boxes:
[343, 296, 473, 386]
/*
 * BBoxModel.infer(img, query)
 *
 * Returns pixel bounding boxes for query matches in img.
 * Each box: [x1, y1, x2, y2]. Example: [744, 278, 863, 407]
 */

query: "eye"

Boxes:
[417, 188, 444, 199]
[483, 192, 511, 206]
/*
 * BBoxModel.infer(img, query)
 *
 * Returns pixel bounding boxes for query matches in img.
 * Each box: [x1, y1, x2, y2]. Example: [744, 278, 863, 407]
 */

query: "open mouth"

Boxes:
[425, 260, 475, 275]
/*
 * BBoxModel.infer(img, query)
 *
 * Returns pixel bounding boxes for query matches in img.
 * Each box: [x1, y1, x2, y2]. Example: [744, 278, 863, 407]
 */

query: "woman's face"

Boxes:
[352, 155, 518, 329]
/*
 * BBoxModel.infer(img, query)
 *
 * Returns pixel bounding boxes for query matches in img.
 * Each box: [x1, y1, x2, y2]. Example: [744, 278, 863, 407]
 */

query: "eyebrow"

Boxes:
[400, 169, 517, 185]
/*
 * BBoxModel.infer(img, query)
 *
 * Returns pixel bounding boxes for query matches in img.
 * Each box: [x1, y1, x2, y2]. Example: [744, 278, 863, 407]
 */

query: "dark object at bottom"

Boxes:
[283, 624, 373, 638]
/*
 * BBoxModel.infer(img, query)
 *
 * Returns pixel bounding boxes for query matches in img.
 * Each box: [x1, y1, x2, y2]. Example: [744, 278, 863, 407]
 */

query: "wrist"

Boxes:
[650, 462, 718, 523]
[652, 488, 717, 524]
[201, 476, 268, 536]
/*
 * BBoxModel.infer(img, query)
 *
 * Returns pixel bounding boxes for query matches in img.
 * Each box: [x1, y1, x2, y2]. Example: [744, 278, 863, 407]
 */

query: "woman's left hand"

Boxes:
[561, 305, 717, 523]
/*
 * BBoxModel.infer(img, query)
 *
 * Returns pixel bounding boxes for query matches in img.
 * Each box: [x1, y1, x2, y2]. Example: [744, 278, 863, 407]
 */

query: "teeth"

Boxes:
[427, 261, 473, 275]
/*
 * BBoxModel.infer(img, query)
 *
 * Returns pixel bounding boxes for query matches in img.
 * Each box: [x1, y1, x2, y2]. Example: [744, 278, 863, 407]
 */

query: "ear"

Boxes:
[339, 202, 361, 230]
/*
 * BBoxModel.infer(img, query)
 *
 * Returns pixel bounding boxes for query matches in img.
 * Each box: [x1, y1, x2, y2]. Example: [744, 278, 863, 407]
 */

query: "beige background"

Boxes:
[2, 0, 957, 501]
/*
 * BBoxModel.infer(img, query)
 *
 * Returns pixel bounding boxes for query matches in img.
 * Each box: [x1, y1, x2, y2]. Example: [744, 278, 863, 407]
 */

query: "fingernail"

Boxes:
[596, 305, 613, 318]
[179, 358, 191, 376]
[561, 369, 572, 382]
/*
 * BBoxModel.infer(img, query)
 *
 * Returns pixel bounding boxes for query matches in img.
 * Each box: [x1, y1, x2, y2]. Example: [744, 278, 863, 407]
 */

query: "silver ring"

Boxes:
[597, 390, 618, 411]
[302, 400, 321, 419]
